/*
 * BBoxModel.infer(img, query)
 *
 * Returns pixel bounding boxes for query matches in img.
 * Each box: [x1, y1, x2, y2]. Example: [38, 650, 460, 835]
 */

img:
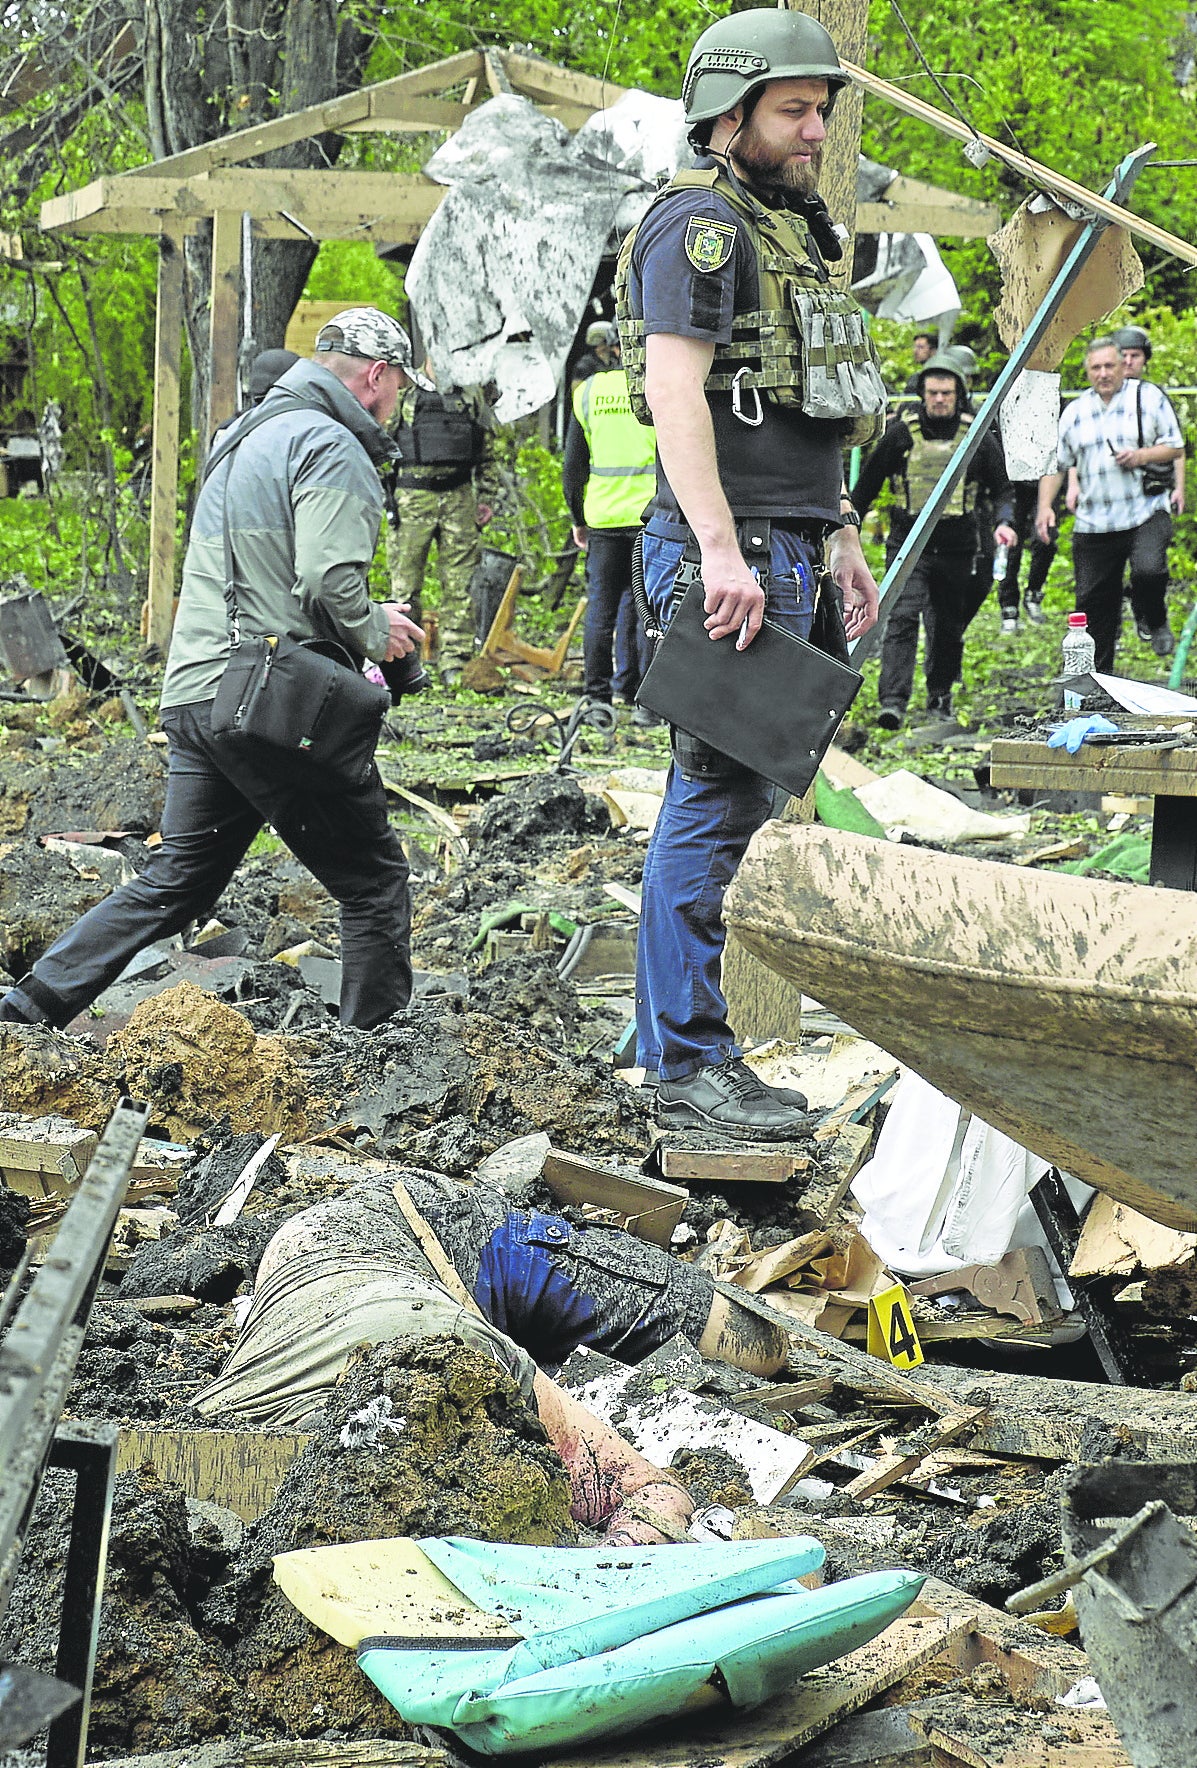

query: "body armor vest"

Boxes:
[393, 389, 485, 489]
[615, 166, 886, 448]
[896, 413, 975, 518]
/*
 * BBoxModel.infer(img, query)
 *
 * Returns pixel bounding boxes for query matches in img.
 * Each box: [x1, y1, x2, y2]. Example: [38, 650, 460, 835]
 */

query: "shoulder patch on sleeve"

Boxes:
[684, 215, 737, 273]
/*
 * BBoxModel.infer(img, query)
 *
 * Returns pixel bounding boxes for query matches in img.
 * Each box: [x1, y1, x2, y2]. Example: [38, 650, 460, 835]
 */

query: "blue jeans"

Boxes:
[635, 528, 817, 1080]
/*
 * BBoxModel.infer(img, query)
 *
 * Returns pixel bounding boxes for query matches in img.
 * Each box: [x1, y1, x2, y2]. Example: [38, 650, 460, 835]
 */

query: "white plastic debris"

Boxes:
[339, 1395, 408, 1451]
[1056, 1677, 1106, 1710]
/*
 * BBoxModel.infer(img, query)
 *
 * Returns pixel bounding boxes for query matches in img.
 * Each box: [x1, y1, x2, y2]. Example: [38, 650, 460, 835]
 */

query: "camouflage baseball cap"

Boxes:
[314, 307, 433, 388]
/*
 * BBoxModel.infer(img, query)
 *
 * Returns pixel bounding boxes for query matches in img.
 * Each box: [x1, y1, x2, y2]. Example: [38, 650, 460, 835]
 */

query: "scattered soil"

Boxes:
[0, 1179, 30, 1269]
[214, 1336, 575, 1740]
[0, 839, 110, 974]
[69, 1300, 237, 1423]
[108, 984, 311, 1142]
[0, 731, 166, 840]
[0, 1021, 117, 1123]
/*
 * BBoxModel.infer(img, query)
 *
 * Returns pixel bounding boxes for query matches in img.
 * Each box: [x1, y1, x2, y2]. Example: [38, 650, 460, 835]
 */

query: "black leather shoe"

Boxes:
[656, 1058, 808, 1141]
[1150, 625, 1176, 657]
[644, 1068, 808, 1110]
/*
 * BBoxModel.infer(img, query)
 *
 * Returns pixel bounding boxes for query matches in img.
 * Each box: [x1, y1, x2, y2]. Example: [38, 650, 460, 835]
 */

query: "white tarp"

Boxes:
[407, 92, 676, 421]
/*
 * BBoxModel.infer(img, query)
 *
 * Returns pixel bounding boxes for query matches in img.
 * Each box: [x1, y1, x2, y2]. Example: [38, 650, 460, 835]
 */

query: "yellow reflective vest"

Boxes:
[572, 369, 658, 529]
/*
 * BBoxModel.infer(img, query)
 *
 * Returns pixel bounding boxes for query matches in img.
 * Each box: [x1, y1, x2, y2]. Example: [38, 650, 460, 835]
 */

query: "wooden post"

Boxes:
[207, 208, 242, 436]
[781, 0, 868, 290]
[146, 227, 183, 657]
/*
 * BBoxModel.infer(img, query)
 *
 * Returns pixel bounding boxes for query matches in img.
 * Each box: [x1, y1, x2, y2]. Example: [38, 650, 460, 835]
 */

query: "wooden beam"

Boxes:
[499, 50, 628, 111]
[120, 51, 485, 181]
[338, 97, 473, 133]
[207, 210, 241, 436]
[43, 169, 446, 241]
[146, 229, 183, 659]
[857, 196, 1000, 236]
[846, 57, 1197, 269]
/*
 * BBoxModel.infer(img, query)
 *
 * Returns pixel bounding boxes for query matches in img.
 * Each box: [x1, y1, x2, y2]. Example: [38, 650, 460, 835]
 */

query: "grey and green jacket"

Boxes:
[160, 358, 397, 711]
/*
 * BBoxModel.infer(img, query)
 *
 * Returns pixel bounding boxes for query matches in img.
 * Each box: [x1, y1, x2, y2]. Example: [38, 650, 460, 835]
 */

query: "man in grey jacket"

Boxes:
[0, 308, 425, 1032]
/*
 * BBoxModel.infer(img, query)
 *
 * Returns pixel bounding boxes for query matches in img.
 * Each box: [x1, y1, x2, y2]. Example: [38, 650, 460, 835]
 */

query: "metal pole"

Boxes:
[850, 142, 1158, 667]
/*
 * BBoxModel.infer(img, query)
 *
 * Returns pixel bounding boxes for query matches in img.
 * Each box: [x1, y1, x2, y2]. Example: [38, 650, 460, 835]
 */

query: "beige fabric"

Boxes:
[192, 1186, 538, 1428]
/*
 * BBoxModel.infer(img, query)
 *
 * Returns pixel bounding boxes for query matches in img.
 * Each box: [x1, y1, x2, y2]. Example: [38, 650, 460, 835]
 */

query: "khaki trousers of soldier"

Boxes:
[387, 481, 480, 665]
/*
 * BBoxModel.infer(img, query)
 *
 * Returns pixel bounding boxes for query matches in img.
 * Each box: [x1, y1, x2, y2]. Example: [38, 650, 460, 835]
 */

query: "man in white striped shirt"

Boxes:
[1036, 336, 1183, 671]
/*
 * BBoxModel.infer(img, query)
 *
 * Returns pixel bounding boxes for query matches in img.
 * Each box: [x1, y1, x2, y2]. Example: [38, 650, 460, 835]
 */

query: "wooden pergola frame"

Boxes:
[39, 45, 1005, 652]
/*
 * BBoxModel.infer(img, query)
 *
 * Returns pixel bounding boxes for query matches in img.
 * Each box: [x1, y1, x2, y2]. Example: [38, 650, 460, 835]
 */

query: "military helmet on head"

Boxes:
[1114, 324, 1152, 361]
[682, 7, 850, 128]
[940, 343, 978, 383]
[917, 353, 968, 398]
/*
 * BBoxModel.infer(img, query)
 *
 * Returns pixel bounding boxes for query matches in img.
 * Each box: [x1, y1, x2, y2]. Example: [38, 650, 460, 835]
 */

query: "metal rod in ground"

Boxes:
[849, 141, 1158, 670]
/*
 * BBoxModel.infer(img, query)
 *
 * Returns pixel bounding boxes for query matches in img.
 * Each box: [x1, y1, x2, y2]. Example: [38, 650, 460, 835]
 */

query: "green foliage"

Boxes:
[301, 240, 407, 310]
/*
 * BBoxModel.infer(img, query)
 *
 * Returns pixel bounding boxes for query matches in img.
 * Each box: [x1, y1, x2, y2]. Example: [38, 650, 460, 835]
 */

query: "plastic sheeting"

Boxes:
[407, 92, 681, 421]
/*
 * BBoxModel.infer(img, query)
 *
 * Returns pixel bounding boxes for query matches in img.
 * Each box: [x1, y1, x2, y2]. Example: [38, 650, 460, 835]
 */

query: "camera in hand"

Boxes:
[379, 648, 430, 703]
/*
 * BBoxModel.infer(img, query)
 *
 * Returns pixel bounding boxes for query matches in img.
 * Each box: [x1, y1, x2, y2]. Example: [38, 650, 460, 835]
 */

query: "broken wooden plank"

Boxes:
[914, 1365, 1197, 1460]
[99, 1743, 450, 1768]
[911, 1692, 1130, 1767]
[793, 1708, 933, 1766]
[532, 1610, 969, 1768]
[735, 1378, 835, 1414]
[657, 1147, 808, 1186]
[116, 1427, 309, 1521]
[542, 1148, 687, 1249]
[913, 1576, 1100, 1703]
[841, 1409, 987, 1501]
[123, 1293, 201, 1319]
[391, 1180, 483, 1317]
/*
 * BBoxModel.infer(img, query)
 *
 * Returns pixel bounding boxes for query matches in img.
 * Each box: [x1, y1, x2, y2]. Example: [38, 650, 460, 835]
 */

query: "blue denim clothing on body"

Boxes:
[635, 526, 818, 1081]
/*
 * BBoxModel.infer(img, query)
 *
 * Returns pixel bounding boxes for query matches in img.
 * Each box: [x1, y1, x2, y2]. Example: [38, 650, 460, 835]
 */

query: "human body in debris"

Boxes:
[189, 1181, 746, 1541]
[0, 309, 427, 1038]
[614, 8, 882, 1141]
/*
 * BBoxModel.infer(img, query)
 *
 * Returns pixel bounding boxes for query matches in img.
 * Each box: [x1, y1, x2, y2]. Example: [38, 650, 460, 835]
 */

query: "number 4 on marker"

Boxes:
[867, 1282, 924, 1370]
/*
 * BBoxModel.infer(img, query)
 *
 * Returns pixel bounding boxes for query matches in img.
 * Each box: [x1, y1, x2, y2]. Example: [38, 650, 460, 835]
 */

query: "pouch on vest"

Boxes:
[789, 289, 887, 444]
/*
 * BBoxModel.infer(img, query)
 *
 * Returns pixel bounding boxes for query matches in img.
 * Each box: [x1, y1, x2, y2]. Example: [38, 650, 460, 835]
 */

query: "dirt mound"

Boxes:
[0, 1468, 245, 1758]
[108, 983, 310, 1141]
[220, 1336, 574, 1737]
[117, 1211, 293, 1306]
[298, 999, 648, 1158]
[468, 773, 610, 845]
[0, 735, 166, 839]
[468, 950, 581, 1039]
[68, 1300, 236, 1422]
[0, 1022, 117, 1124]
[0, 1180, 29, 1269]
[0, 839, 110, 974]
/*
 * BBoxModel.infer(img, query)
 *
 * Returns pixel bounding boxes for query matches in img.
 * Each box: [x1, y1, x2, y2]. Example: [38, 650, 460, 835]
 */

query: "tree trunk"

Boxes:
[142, 0, 377, 439]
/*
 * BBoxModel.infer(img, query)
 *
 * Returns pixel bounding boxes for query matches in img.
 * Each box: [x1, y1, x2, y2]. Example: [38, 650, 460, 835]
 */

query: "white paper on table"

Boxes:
[1092, 673, 1197, 715]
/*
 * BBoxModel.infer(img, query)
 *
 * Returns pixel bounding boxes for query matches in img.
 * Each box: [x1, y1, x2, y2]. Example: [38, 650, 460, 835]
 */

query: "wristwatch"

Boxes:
[838, 505, 862, 529]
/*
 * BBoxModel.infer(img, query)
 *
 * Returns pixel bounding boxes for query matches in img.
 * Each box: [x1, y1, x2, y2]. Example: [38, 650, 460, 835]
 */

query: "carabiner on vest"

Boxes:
[731, 366, 763, 428]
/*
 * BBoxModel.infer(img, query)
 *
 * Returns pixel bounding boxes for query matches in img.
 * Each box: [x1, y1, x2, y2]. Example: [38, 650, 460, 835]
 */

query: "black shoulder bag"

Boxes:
[206, 401, 391, 787]
[1136, 380, 1178, 500]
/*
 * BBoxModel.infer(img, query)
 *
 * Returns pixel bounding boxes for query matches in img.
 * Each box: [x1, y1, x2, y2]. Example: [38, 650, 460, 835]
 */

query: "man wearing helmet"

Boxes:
[614, 9, 885, 1139]
[852, 352, 1014, 729]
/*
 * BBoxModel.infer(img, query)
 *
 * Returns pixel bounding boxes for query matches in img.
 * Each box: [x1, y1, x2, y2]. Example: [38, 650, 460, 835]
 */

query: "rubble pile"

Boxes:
[1, 710, 1195, 1768]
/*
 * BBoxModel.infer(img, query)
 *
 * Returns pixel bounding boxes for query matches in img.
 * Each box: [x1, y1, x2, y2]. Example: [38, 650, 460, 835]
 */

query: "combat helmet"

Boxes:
[682, 8, 850, 128]
[1114, 324, 1152, 361]
[916, 353, 968, 398]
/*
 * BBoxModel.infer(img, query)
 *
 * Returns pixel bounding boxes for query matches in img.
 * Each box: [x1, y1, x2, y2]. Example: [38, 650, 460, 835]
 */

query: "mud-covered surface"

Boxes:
[68, 1301, 238, 1422]
[2, 1337, 574, 1757]
[0, 722, 166, 840]
[0, 1179, 30, 1268]
[0, 839, 111, 975]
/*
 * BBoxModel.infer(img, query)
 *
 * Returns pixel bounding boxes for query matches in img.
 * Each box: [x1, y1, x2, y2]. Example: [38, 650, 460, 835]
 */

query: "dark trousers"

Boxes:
[878, 545, 973, 712]
[1071, 510, 1171, 673]
[999, 482, 1058, 616]
[583, 528, 652, 701]
[18, 701, 412, 1031]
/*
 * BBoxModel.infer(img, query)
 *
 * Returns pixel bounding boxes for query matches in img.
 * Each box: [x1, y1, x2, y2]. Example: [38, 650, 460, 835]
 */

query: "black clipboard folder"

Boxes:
[635, 576, 863, 800]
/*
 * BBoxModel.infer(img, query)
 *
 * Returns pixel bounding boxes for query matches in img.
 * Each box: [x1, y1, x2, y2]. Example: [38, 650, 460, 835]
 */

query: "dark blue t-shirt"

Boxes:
[625, 172, 847, 535]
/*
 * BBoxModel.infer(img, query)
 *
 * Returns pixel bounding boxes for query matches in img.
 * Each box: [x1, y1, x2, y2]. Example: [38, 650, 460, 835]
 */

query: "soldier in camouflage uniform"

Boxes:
[386, 377, 498, 674]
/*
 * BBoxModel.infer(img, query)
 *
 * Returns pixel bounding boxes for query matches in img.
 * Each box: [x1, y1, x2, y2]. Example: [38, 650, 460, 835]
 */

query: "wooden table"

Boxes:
[990, 734, 1197, 890]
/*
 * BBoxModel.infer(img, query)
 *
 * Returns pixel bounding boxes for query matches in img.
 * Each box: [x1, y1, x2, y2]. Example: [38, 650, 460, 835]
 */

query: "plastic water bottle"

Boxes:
[1062, 612, 1096, 710]
[992, 541, 1009, 582]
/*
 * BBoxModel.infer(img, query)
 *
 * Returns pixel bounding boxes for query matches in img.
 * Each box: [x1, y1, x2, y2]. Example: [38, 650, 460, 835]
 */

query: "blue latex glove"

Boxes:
[1047, 714, 1119, 754]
